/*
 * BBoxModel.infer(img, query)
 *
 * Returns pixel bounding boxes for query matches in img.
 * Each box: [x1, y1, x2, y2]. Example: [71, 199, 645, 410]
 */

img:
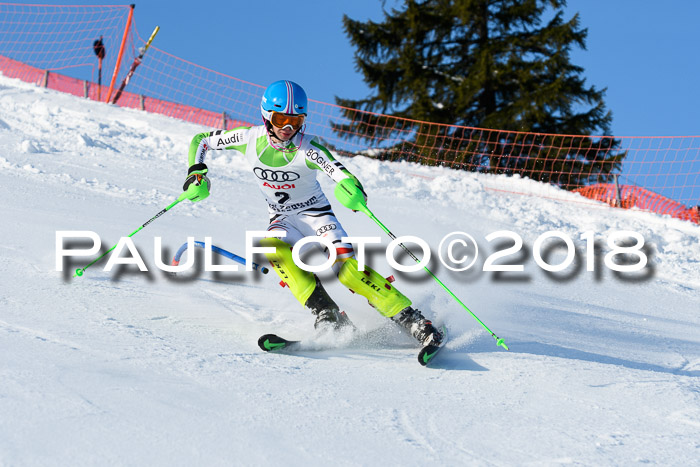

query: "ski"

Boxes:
[417, 325, 448, 366]
[110, 26, 160, 105]
[258, 324, 448, 367]
[258, 334, 300, 352]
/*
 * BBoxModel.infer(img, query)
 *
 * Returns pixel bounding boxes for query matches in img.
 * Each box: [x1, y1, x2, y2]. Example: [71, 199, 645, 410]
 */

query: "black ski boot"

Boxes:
[392, 306, 443, 346]
[305, 277, 353, 331]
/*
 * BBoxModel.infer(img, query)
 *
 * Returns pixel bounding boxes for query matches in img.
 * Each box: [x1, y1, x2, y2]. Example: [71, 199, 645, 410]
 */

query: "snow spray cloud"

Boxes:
[56, 229, 652, 279]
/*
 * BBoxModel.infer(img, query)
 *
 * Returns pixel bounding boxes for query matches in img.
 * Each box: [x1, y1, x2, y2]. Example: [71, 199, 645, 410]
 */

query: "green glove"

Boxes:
[349, 175, 367, 203]
[182, 163, 210, 203]
[335, 177, 368, 213]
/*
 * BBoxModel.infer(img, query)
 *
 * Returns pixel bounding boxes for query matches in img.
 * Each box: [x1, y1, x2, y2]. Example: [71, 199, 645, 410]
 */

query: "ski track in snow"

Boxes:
[1, 74, 699, 465]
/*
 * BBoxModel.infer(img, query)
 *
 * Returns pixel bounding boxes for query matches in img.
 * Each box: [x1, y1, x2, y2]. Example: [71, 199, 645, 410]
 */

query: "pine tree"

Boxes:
[334, 0, 624, 189]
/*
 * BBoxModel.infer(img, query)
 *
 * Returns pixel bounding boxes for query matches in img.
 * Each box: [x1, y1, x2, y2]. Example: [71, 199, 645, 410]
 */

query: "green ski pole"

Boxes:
[73, 191, 188, 278]
[335, 179, 509, 350]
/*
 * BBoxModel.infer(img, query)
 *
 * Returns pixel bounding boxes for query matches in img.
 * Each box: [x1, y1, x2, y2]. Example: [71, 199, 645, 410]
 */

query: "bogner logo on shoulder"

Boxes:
[306, 150, 334, 176]
[254, 168, 301, 182]
[217, 133, 242, 146]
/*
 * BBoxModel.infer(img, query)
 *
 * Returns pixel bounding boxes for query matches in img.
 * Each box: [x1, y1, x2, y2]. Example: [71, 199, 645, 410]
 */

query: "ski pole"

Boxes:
[112, 25, 160, 105]
[73, 191, 187, 278]
[171, 240, 270, 274]
[335, 180, 509, 350]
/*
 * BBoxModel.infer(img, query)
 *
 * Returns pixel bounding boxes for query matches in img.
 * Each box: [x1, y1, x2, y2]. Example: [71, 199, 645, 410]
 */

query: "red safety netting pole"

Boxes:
[104, 3, 134, 103]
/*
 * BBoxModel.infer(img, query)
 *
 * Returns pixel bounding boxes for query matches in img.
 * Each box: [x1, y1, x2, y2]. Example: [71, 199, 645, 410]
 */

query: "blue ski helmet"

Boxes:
[260, 80, 308, 122]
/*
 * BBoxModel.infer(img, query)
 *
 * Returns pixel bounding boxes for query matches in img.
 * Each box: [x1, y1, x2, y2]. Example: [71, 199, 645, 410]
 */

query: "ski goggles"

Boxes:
[269, 111, 306, 130]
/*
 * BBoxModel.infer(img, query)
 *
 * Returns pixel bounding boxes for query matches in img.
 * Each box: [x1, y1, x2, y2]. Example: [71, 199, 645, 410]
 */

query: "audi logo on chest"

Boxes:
[254, 168, 301, 182]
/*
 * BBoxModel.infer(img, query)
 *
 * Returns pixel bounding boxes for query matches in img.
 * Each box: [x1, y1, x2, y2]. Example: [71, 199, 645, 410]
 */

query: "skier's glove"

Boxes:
[335, 177, 368, 213]
[349, 175, 367, 205]
[182, 163, 210, 202]
[347, 175, 367, 212]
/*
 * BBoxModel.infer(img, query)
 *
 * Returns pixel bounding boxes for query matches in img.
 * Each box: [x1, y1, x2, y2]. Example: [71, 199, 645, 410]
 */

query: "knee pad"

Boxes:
[337, 258, 411, 318]
[260, 237, 316, 306]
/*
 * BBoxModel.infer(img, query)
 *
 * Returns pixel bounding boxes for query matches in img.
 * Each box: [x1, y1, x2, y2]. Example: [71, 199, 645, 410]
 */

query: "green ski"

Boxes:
[258, 324, 448, 367]
[417, 325, 448, 366]
[258, 334, 300, 352]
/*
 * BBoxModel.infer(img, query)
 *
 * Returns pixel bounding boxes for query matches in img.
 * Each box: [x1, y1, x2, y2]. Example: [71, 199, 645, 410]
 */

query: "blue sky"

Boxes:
[144, 0, 700, 137]
[25, 0, 700, 138]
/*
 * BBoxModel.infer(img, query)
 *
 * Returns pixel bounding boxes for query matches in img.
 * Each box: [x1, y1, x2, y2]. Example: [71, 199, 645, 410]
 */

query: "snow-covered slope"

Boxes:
[1, 75, 699, 465]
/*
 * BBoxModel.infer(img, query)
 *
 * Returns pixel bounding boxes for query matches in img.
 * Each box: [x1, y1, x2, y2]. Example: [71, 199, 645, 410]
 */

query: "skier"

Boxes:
[182, 79, 443, 347]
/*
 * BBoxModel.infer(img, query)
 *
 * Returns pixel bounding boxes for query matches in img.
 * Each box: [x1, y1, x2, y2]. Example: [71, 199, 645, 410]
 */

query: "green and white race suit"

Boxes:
[187, 125, 412, 318]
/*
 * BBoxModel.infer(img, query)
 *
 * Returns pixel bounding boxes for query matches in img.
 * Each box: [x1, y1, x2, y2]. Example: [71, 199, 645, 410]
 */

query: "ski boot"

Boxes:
[391, 306, 443, 346]
[305, 277, 353, 331]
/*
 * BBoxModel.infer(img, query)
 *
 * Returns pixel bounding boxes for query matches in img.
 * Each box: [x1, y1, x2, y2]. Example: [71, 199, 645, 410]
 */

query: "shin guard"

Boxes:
[337, 258, 411, 318]
[260, 237, 316, 306]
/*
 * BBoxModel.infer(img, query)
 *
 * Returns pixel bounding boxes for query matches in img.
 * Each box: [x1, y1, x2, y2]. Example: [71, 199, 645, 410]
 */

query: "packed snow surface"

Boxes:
[1, 75, 699, 465]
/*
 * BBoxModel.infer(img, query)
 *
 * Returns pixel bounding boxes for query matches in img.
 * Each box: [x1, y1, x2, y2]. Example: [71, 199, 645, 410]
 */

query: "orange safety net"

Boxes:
[574, 184, 699, 224]
[0, 3, 697, 223]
